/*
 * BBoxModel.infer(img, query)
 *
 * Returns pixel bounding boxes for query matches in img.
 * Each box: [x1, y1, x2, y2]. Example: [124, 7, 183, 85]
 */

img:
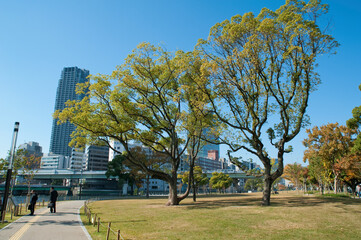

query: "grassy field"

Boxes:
[81, 192, 361, 240]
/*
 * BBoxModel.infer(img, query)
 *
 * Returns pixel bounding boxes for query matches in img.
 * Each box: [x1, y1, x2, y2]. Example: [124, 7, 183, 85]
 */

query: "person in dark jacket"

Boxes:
[49, 187, 58, 213]
[29, 190, 38, 215]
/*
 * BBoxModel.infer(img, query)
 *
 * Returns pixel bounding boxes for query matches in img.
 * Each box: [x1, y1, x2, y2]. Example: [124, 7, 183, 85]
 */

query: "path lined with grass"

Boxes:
[0, 200, 91, 240]
[82, 192, 361, 240]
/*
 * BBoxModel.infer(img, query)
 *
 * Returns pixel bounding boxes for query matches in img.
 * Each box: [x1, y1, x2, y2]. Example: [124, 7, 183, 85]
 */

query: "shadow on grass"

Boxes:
[179, 193, 361, 210]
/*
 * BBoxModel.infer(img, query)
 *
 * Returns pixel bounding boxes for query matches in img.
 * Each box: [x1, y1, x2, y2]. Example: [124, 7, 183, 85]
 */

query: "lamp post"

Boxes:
[79, 169, 83, 200]
[1, 122, 20, 221]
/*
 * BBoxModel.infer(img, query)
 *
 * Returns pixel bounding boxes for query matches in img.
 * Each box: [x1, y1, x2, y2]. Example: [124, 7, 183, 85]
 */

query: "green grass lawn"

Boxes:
[81, 192, 361, 240]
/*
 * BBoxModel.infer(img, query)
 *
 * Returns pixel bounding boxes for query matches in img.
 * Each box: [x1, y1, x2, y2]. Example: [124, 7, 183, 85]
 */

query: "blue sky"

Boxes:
[0, 0, 360, 166]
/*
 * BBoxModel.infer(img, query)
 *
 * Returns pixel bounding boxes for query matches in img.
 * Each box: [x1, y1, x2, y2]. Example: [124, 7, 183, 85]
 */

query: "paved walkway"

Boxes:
[0, 200, 91, 240]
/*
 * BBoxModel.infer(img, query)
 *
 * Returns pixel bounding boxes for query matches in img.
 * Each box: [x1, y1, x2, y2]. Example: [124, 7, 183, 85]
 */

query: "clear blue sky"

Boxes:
[1, 0, 360, 166]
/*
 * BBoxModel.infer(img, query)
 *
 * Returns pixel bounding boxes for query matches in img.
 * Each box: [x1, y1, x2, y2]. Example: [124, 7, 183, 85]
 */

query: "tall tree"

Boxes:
[334, 154, 361, 196]
[347, 84, 361, 153]
[195, 0, 338, 205]
[283, 162, 303, 190]
[342, 84, 361, 195]
[303, 123, 356, 193]
[55, 43, 211, 206]
[307, 156, 327, 194]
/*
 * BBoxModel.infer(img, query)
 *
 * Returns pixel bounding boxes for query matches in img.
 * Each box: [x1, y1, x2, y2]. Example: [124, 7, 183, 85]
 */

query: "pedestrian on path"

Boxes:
[357, 184, 361, 198]
[29, 190, 38, 215]
[49, 187, 58, 213]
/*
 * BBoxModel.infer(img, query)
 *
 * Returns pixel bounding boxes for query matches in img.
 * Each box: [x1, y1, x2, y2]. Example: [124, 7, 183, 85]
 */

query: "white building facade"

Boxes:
[40, 153, 69, 169]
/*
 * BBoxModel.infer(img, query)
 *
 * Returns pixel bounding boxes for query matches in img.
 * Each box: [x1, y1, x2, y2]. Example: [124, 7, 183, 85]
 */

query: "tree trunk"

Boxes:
[166, 179, 179, 206]
[146, 175, 150, 199]
[322, 184, 324, 195]
[129, 180, 134, 195]
[192, 183, 197, 202]
[343, 184, 347, 194]
[334, 176, 338, 194]
[262, 178, 272, 205]
[262, 166, 272, 206]
[347, 182, 356, 198]
[303, 178, 307, 194]
[261, 147, 285, 206]
[190, 165, 196, 202]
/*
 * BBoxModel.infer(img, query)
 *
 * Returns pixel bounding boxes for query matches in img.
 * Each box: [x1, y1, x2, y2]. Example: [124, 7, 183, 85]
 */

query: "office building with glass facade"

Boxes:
[49, 67, 89, 157]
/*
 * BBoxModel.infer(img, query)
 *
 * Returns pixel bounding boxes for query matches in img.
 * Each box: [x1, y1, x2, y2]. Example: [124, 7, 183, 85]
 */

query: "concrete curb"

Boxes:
[78, 204, 92, 240]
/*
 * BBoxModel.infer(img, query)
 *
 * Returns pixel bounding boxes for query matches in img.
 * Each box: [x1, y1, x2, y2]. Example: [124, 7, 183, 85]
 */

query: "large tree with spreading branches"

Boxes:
[194, 0, 338, 205]
[55, 43, 214, 206]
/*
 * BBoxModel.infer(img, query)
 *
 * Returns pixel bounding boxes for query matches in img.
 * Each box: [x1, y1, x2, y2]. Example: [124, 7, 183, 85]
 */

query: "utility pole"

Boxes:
[1, 122, 20, 221]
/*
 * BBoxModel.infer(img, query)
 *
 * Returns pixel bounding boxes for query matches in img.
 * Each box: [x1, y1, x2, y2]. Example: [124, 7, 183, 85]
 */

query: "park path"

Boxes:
[0, 200, 91, 240]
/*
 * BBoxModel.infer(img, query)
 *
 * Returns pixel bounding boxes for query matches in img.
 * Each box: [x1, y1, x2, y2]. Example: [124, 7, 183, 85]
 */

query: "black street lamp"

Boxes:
[1, 122, 20, 222]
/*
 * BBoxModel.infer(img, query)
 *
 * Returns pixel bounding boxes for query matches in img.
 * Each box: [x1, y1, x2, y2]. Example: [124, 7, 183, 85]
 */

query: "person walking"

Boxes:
[49, 187, 58, 213]
[29, 190, 38, 215]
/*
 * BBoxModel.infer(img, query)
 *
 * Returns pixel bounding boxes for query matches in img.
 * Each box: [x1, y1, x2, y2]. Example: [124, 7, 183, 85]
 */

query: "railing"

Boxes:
[83, 200, 125, 240]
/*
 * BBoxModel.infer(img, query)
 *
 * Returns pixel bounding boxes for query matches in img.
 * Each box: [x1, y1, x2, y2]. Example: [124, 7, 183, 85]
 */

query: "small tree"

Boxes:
[22, 153, 41, 196]
[107, 147, 163, 196]
[210, 172, 233, 193]
[106, 154, 132, 192]
[178, 166, 209, 201]
[244, 178, 263, 192]
[0, 149, 40, 195]
[283, 163, 303, 191]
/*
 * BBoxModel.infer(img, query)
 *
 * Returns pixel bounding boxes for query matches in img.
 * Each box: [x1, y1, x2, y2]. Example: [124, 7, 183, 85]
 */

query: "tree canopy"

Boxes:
[303, 123, 356, 193]
[283, 162, 303, 190]
[210, 172, 233, 193]
[55, 43, 213, 205]
[54, 0, 339, 206]
[194, 0, 338, 205]
[0, 149, 41, 194]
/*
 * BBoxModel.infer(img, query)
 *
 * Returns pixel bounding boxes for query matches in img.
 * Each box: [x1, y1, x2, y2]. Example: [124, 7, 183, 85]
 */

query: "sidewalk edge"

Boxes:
[78, 202, 92, 240]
